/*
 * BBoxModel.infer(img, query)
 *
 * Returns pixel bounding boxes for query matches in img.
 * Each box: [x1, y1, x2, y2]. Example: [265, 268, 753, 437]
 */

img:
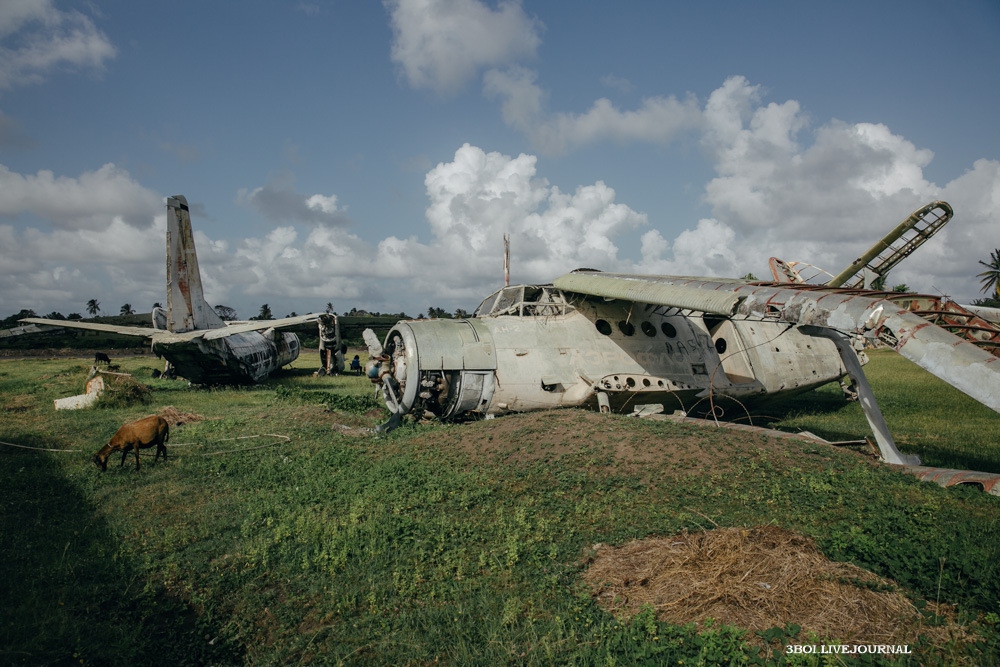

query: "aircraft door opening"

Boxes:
[704, 316, 755, 384]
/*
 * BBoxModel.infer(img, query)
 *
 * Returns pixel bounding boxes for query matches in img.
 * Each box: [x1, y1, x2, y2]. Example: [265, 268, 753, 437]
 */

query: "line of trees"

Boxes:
[8, 250, 1000, 330]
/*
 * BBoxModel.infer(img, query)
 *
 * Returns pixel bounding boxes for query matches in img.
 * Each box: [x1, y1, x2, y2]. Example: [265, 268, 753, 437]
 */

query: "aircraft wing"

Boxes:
[554, 271, 745, 316]
[198, 313, 323, 340]
[554, 270, 1000, 414]
[20, 317, 157, 338]
[20, 312, 323, 344]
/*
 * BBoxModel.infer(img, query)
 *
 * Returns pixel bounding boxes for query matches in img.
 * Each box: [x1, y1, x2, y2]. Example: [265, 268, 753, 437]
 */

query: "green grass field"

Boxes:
[1, 350, 999, 665]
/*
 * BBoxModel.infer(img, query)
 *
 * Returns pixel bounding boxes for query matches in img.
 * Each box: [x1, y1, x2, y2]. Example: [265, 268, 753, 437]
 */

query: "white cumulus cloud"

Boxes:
[386, 0, 542, 93]
[0, 163, 162, 229]
[0, 0, 115, 90]
[485, 66, 702, 155]
[237, 178, 349, 226]
[217, 144, 647, 310]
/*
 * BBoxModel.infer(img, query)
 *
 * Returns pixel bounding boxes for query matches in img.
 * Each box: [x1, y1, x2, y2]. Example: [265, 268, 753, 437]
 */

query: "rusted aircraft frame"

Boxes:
[750, 283, 1000, 357]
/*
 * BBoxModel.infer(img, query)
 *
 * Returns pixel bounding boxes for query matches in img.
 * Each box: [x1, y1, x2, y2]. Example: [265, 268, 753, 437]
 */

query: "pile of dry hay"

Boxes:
[582, 525, 964, 647]
[157, 405, 205, 427]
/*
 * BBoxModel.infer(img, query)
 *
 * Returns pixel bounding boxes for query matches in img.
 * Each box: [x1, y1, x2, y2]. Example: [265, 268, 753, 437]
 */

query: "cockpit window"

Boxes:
[475, 285, 575, 317]
[494, 287, 522, 314]
[475, 292, 500, 316]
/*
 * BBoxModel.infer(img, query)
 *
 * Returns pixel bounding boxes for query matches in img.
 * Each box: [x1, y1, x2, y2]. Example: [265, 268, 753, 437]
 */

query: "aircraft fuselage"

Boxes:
[153, 329, 300, 384]
[373, 285, 849, 422]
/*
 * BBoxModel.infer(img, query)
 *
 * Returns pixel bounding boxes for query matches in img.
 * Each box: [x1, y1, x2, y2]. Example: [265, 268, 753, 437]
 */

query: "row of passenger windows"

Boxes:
[595, 318, 677, 338]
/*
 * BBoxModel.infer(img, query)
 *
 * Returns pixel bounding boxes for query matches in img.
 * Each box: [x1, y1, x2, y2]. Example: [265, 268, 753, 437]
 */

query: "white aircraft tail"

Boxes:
[165, 195, 226, 333]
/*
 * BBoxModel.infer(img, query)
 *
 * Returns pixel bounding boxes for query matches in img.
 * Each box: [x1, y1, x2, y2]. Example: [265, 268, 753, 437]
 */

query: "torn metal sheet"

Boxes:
[895, 465, 1000, 496]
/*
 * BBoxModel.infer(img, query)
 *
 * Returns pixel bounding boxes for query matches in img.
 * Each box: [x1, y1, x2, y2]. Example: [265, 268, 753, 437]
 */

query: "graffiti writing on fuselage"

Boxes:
[663, 337, 713, 357]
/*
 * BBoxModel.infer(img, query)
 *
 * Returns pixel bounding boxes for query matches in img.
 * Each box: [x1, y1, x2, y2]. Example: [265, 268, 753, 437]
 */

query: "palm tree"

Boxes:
[977, 249, 1000, 300]
[256, 304, 273, 320]
[120, 303, 135, 316]
[325, 302, 334, 314]
[85, 299, 101, 316]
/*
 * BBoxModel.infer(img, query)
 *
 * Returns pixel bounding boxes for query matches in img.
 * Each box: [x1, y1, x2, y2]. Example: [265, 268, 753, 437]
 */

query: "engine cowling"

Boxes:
[369, 319, 497, 424]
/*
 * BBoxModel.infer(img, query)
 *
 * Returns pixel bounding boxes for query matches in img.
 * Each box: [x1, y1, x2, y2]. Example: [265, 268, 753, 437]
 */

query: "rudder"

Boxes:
[165, 195, 225, 332]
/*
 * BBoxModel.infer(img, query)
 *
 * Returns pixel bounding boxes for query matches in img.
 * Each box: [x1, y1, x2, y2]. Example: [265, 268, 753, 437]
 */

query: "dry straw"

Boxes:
[582, 525, 967, 648]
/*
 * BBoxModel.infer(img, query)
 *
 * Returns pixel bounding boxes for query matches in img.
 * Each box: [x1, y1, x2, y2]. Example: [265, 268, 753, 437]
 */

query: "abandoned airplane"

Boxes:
[22, 195, 331, 384]
[364, 201, 1000, 472]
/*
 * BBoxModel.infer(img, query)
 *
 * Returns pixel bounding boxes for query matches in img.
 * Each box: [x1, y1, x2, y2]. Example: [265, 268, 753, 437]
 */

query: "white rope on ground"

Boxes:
[162, 433, 292, 456]
[202, 441, 287, 455]
[0, 440, 79, 452]
[2, 433, 291, 456]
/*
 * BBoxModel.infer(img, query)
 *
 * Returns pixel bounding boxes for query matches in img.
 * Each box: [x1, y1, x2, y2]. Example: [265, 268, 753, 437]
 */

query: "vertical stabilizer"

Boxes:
[166, 196, 226, 332]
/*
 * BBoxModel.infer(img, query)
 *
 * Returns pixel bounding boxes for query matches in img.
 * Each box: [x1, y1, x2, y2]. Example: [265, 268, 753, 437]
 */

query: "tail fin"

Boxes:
[165, 196, 225, 332]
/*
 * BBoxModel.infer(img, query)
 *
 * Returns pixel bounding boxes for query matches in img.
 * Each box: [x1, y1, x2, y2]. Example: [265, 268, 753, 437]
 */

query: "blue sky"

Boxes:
[2, 0, 999, 320]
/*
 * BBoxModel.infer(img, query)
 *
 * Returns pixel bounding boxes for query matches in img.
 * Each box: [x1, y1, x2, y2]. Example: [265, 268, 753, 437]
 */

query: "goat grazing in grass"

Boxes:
[93, 415, 169, 471]
[94, 351, 111, 366]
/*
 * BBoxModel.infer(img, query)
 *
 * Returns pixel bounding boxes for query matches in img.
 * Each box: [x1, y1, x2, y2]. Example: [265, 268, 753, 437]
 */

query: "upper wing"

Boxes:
[553, 270, 1000, 414]
[554, 271, 746, 315]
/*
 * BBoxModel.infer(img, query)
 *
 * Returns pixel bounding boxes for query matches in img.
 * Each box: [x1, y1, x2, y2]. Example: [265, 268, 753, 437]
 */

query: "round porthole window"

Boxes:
[595, 319, 612, 335]
[641, 321, 656, 337]
[661, 322, 677, 338]
[617, 320, 635, 336]
[715, 338, 728, 354]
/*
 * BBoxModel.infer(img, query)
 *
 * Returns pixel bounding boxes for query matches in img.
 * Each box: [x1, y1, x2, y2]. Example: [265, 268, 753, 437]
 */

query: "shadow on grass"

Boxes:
[0, 447, 241, 666]
[748, 391, 1000, 474]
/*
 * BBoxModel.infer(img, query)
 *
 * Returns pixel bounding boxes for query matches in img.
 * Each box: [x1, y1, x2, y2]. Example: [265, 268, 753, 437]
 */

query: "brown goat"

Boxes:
[93, 415, 169, 471]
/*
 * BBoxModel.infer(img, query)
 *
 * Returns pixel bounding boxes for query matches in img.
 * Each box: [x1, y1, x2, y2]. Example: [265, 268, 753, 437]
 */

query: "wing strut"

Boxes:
[800, 326, 920, 465]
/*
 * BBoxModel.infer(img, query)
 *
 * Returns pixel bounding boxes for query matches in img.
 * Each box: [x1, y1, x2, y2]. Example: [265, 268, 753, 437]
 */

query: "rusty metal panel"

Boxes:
[735, 285, 1000, 413]
[897, 465, 1000, 496]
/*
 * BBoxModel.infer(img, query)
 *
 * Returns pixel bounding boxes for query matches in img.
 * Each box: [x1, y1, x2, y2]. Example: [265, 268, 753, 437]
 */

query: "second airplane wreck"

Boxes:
[365, 201, 1000, 477]
[22, 196, 332, 384]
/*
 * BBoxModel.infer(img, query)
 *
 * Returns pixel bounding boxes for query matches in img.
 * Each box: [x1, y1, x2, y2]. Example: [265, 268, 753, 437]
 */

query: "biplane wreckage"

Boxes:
[21, 195, 335, 384]
[365, 201, 1000, 492]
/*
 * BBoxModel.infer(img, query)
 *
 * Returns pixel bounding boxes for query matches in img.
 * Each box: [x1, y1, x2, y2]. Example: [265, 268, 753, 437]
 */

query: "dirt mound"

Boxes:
[405, 409, 809, 483]
[582, 525, 963, 647]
